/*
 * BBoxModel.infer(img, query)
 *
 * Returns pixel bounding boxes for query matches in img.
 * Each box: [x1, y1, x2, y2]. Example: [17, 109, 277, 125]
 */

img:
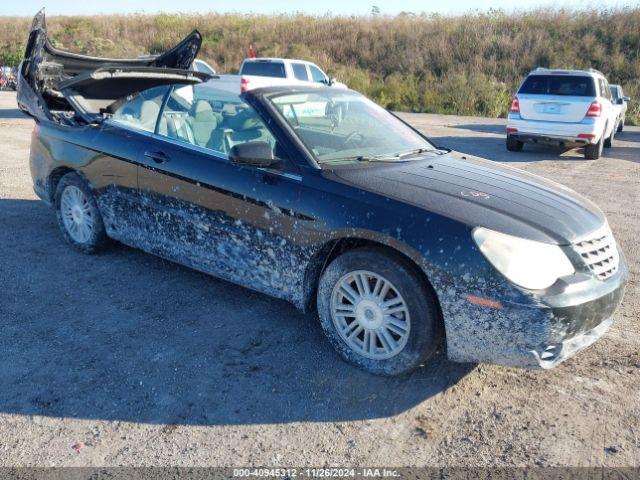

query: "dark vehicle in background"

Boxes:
[18, 11, 627, 375]
[0, 67, 17, 91]
[610, 84, 630, 133]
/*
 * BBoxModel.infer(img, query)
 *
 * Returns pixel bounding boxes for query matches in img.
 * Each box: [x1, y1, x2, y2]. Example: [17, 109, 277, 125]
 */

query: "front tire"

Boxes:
[506, 136, 524, 152]
[317, 248, 440, 376]
[617, 118, 624, 133]
[54, 172, 107, 253]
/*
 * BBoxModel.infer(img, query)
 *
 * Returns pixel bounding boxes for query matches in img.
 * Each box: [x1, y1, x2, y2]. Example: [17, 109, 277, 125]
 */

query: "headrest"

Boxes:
[193, 100, 216, 125]
[140, 101, 160, 127]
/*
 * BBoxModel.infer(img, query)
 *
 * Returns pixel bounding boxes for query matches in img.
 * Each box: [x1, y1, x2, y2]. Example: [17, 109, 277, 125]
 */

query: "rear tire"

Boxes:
[54, 172, 107, 254]
[506, 136, 524, 152]
[584, 136, 603, 160]
[317, 248, 441, 376]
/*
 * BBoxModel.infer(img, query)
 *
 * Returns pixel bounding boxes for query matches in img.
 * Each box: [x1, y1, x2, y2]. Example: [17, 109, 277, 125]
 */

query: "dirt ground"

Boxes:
[0, 91, 638, 468]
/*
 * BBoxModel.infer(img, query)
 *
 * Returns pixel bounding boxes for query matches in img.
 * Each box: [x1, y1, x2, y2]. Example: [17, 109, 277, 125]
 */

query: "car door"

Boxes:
[136, 83, 311, 303]
[81, 85, 169, 240]
[50, 68, 208, 243]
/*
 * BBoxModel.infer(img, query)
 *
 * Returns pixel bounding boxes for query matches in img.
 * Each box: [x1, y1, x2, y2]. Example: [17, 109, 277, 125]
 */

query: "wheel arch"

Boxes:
[302, 236, 444, 333]
[47, 167, 90, 203]
[47, 166, 75, 202]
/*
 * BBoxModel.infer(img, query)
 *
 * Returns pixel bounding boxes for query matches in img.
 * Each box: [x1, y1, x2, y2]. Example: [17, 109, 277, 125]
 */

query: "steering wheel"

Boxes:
[342, 130, 365, 148]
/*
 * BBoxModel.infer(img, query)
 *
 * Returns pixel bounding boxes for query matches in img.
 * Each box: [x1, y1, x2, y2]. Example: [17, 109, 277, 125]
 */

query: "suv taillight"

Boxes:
[509, 97, 520, 113]
[240, 76, 249, 94]
[585, 100, 601, 118]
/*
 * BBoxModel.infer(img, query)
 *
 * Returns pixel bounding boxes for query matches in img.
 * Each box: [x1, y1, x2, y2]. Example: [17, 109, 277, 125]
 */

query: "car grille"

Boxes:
[573, 227, 619, 281]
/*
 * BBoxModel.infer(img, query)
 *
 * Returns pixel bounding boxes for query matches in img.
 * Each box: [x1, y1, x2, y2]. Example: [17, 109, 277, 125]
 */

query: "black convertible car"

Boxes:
[18, 12, 627, 375]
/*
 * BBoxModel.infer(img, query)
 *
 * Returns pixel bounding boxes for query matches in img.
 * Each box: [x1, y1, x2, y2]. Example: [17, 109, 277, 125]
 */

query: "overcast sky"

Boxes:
[0, 0, 632, 16]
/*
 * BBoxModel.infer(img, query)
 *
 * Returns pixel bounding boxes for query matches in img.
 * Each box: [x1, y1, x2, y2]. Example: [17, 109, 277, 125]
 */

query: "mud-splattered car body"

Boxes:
[19, 11, 627, 370]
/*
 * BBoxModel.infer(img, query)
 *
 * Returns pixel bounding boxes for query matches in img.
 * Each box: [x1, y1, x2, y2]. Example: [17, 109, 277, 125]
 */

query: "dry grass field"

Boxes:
[0, 9, 639, 121]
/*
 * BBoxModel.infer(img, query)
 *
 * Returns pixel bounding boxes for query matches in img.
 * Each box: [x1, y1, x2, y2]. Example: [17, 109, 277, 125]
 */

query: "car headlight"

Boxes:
[472, 227, 575, 290]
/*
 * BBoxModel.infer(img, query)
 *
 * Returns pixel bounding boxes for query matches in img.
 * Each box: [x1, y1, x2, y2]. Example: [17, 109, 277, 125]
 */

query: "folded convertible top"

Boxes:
[17, 9, 209, 124]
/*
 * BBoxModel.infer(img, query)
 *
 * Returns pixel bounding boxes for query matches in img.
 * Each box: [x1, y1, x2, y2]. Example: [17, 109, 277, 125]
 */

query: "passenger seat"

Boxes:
[190, 100, 218, 147]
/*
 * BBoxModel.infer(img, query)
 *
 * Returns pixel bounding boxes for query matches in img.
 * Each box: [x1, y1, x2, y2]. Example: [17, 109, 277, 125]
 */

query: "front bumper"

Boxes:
[443, 254, 628, 369]
[528, 273, 626, 369]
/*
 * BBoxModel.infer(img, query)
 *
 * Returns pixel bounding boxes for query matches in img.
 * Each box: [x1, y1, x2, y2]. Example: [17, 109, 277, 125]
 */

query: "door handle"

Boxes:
[143, 150, 170, 164]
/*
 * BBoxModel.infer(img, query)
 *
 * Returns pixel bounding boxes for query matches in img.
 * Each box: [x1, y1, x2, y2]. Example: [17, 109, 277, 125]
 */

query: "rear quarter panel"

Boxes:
[30, 122, 101, 202]
[30, 121, 138, 203]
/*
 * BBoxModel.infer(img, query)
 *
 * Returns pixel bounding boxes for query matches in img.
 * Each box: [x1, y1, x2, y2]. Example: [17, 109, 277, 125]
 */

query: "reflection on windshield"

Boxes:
[270, 91, 435, 164]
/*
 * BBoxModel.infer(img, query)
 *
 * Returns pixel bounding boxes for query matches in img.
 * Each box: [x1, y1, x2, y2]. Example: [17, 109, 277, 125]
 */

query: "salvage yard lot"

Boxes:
[0, 90, 638, 466]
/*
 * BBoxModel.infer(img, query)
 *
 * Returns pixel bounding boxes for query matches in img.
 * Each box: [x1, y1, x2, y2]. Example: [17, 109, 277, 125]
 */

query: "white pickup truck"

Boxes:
[506, 68, 619, 159]
[194, 58, 348, 95]
[238, 58, 347, 90]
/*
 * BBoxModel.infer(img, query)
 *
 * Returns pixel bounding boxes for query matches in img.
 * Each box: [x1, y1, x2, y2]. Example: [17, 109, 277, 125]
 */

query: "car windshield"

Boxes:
[518, 75, 596, 97]
[269, 91, 436, 164]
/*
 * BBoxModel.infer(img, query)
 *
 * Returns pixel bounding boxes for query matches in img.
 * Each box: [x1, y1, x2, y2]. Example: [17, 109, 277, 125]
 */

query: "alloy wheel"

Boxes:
[60, 185, 95, 244]
[330, 270, 411, 360]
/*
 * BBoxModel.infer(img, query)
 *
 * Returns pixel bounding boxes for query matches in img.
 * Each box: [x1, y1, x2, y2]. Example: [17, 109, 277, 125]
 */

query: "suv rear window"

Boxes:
[518, 75, 596, 97]
[241, 61, 286, 78]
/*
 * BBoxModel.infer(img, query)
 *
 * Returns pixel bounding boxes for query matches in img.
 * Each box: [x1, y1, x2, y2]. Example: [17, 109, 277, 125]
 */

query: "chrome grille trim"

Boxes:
[573, 226, 619, 281]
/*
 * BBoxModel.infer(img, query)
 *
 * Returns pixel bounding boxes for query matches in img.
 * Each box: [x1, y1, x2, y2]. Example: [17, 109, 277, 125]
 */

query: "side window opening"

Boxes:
[309, 65, 328, 84]
[611, 86, 620, 100]
[111, 86, 169, 132]
[292, 63, 309, 81]
[597, 79, 611, 99]
[157, 84, 278, 158]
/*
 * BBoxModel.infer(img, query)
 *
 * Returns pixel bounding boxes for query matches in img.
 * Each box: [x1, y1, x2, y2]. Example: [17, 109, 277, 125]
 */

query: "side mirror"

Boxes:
[622, 96, 630, 102]
[229, 141, 278, 167]
[328, 77, 336, 86]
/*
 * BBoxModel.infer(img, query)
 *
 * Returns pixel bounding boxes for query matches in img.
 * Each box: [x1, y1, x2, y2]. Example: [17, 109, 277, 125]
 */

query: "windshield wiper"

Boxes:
[393, 147, 446, 158]
[320, 154, 401, 164]
[320, 147, 446, 164]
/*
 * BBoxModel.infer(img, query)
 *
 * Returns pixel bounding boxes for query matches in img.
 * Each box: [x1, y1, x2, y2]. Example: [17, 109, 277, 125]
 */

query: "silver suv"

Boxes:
[506, 68, 619, 159]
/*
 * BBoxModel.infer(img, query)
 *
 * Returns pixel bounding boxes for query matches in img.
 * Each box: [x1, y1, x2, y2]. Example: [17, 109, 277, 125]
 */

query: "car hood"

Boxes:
[327, 151, 605, 245]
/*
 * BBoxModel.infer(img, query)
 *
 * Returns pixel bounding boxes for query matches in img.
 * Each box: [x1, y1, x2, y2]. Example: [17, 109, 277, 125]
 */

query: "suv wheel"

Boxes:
[54, 172, 107, 253]
[317, 248, 440, 376]
[617, 118, 624, 133]
[506, 136, 524, 152]
[584, 135, 603, 160]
